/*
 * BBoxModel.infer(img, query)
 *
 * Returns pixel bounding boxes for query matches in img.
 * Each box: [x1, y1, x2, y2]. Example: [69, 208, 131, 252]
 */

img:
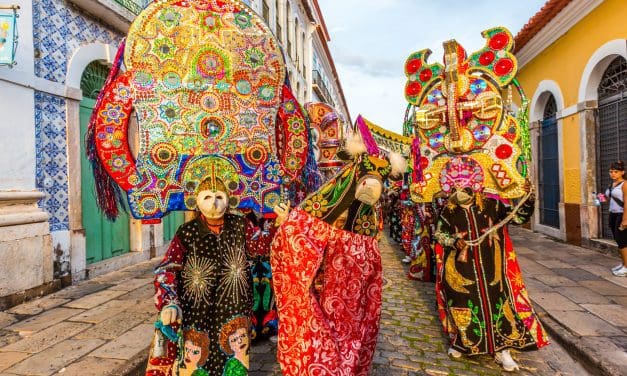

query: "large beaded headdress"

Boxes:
[404, 27, 531, 201]
[87, 0, 308, 221]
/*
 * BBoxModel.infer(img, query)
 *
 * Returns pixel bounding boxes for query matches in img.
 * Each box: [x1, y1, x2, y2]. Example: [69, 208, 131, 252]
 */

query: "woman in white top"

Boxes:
[605, 160, 627, 276]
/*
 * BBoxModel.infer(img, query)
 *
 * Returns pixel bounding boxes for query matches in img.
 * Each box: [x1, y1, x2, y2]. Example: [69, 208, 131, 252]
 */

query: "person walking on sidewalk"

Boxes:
[605, 160, 627, 276]
[434, 179, 549, 372]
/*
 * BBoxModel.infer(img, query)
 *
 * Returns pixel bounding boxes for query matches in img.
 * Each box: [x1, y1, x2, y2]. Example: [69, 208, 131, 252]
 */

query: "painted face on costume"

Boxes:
[228, 328, 249, 357]
[355, 177, 383, 206]
[196, 189, 228, 219]
[184, 340, 202, 367]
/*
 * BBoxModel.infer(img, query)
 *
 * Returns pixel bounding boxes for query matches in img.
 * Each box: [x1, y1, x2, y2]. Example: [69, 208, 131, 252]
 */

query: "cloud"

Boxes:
[318, 0, 548, 133]
[334, 50, 400, 78]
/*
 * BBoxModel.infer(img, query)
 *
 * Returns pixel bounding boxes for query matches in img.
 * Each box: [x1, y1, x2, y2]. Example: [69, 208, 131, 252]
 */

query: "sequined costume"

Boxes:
[388, 195, 402, 243]
[148, 214, 254, 375]
[400, 194, 416, 257]
[86, 0, 308, 221]
[407, 202, 439, 282]
[434, 197, 548, 355]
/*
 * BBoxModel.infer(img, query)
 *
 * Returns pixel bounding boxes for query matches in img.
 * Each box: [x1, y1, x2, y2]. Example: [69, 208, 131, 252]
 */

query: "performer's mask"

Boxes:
[449, 187, 474, 206]
[355, 176, 383, 206]
[196, 178, 229, 219]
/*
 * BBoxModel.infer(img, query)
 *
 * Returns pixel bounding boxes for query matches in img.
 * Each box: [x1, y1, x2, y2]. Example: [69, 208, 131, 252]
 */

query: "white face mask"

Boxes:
[355, 177, 383, 206]
[196, 189, 229, 219]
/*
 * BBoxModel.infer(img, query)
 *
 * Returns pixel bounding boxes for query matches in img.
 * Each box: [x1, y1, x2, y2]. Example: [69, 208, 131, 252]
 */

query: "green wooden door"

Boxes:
[163, 211, 186, 242]
[80, 63, 131, 264]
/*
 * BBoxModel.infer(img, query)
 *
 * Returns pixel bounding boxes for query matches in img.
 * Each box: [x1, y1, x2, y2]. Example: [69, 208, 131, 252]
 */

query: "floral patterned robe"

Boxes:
[271, 208, 382, 376]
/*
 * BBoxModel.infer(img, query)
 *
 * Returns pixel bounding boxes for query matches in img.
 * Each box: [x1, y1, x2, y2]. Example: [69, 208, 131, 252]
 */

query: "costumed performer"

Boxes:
[146, 175, 289, 376]
[271, 131, 406, 376]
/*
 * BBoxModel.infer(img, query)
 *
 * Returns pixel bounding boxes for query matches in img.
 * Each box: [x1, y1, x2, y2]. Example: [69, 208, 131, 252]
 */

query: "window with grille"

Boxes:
[539, 95, 560, 228]
[597, 56, 627, 238]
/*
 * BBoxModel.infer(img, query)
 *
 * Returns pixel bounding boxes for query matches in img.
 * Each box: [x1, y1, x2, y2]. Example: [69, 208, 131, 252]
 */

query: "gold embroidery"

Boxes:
[502, 298, 522, 339]
[489, 227, 503, 291]
[445, 251, 474, 294]
[450, 307, 473, 346]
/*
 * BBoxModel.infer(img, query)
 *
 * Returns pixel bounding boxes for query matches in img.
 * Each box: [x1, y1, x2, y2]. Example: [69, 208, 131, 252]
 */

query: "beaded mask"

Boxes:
[304, 102, 347, 178]
[404, 27, 530, 202]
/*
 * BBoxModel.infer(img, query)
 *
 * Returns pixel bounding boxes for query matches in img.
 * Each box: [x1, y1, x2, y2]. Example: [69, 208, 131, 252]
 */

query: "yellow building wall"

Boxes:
[561, 115, 580, 203]
[516, 0, 627, 204]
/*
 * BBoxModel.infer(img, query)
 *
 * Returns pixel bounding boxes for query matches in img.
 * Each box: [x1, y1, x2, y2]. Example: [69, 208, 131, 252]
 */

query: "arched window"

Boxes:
[597, 56, 627, 238]
[539, 95, 559, 228]
[80, 60, 110, 99]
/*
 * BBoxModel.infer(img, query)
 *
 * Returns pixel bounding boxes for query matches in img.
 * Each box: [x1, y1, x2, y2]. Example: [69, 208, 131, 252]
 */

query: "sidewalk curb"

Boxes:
[532, 303, 623, 376]
[115, 348, 149, 376]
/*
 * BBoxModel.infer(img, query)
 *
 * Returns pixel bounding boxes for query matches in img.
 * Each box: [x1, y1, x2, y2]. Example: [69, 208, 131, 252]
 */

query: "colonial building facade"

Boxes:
[0, 0, 348, 306]
[514, 0, 627, 249]
[245, 0, 350, 122]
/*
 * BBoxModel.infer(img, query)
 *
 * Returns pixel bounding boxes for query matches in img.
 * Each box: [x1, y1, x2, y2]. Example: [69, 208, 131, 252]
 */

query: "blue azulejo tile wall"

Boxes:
[34, 91, 68, 231]
[32, 0, 121, 84]
[33, 0, 123, 231]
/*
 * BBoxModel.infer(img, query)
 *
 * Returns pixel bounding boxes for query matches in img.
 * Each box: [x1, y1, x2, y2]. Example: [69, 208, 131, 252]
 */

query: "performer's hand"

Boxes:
[160, 304, 181, 325]
[273, 202, 291, 227]
[454, 238, 467, 251]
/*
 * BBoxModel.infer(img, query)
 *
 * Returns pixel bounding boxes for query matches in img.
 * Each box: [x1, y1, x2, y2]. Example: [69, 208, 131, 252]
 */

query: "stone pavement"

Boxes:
[0, 227, 620, 375]
[509, 227, 627, 375]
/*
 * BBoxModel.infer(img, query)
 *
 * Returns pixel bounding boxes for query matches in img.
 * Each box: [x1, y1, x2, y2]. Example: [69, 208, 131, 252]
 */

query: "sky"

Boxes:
[317, 0, 548, 134]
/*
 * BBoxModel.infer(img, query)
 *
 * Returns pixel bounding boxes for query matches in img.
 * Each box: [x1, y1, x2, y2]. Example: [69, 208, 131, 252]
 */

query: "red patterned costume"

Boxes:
[271, 132, 404, 376]
[272, 208, 381, 376]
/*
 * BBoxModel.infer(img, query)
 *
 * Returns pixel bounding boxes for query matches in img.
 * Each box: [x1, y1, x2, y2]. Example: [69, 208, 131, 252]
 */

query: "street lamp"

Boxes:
[0, 5, 19, 67]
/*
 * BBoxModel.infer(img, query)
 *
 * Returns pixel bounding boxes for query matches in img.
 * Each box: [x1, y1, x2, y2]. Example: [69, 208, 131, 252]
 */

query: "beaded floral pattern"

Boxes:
[92, 0, 308, 219]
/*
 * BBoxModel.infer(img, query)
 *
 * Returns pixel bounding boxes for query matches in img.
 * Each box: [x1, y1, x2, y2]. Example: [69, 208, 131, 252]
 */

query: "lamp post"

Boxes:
[0, 5, 19, 67]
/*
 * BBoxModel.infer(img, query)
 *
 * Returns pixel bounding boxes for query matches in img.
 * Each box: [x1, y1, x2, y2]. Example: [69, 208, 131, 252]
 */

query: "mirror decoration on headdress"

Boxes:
[303, 102, 347, 178]
[87, 0, 308, 221]
[404, 27, 530, 202]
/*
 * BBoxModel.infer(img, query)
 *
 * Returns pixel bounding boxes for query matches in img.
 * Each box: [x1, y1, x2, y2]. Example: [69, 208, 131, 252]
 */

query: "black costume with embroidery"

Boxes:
[151, 214, 253, 375]
[435, 197, 548, 355]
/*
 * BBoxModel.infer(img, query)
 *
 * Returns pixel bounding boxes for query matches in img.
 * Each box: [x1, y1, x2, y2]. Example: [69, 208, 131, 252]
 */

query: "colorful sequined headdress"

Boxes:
[87, 0, 308, 221]
[303, 102, 346, 174]
[404, 27, 531, 201]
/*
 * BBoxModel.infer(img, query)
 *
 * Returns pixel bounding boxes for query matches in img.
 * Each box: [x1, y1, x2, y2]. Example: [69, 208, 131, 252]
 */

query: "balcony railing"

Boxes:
[67, 0, 151, 31]
[113, 0, 151, 15]
[313, 69, 332, 104]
